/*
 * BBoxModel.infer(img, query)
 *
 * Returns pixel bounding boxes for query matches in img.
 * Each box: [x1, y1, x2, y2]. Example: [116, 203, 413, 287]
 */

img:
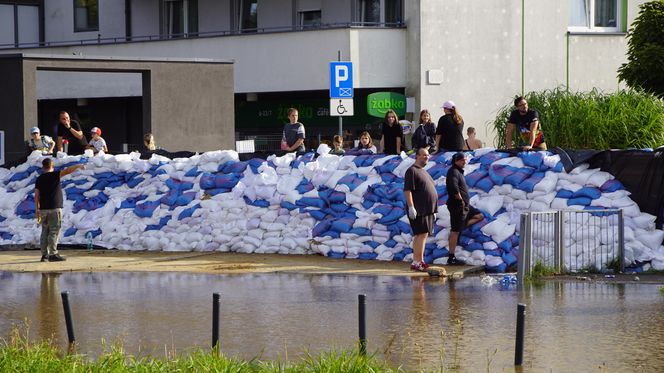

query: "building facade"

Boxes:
[0, 0, 644, 150]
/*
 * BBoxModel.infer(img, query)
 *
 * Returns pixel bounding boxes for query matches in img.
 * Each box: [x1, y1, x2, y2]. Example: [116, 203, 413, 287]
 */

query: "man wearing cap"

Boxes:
[87, 127, 108, 154]
[404, 148, 438, 272]
[506, 96, 547, 150]
[446, 152, 484, 265]
[435, 101, 465, 152]
[28, 127, 55, 154]
[35, 158, 84, 262]
[56, 111, 88, 155]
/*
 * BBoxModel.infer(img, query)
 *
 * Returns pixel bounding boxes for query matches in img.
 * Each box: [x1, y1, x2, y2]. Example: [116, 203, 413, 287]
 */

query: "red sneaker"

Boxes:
[410, 261, 427, 272]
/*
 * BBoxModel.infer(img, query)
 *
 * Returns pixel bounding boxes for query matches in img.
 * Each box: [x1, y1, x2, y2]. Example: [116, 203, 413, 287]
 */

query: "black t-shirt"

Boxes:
[35, 171, 63, 209]
[381, 122, 403, 155]
[57, 119, 88, 155]
[436, 114, 464, 151]
[411, 122, 436, 150]
[404, 164, 438, 216]
[446, 165, 469, 207]
[508, 109, 539, 135]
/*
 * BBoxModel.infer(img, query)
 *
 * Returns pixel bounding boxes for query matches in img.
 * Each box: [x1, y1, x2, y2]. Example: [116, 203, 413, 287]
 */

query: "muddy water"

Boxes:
[1, 271, 663, 372]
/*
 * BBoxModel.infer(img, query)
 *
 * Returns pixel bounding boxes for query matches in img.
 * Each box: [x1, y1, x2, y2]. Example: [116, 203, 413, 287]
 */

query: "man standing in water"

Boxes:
[404, 148, 438, 272]
[446, 152, 484, 265]
[35, 158, 84, 262]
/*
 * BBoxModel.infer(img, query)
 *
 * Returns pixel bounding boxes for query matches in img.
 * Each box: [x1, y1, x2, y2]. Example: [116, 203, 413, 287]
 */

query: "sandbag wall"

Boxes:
[1, 148, 663, 272]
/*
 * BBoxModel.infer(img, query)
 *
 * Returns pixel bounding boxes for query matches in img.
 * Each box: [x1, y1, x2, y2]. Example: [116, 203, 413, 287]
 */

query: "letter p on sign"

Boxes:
[329, 62, 353, 98]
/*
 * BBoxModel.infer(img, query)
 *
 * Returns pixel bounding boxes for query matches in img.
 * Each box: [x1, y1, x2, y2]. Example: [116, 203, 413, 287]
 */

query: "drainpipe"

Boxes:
[566, 31, 570, 94]
[521, 0, 525, 96]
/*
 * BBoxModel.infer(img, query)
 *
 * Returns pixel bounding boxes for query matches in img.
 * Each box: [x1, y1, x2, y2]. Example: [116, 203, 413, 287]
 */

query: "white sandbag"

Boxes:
[533, 172, 558, 193]
[586, 171, 612, 188]
[634, 228, 664, 251]
[473, 195, 503, 216]
[481, 219, 515, 244]
[632, 213, 657, 230]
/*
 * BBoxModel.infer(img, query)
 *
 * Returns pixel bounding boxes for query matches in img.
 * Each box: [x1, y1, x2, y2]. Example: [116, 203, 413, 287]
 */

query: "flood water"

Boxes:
[1, 271, 663, 372]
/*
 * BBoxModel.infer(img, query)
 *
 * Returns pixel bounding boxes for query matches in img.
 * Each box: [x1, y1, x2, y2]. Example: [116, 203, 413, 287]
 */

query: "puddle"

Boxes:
[1, 271, 663, 372]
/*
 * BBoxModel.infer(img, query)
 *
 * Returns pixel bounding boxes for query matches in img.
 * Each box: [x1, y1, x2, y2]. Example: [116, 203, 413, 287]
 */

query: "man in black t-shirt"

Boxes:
[446, 152, 484, 265]
[56, 111, 88, 155]
[505, 96, 547, 150]
[404, 148, 438, 272]
[35, 158, 84, 262]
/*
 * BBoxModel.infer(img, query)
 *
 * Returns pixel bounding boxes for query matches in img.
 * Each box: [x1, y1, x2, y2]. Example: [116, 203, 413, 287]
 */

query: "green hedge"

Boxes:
[491, 88, 664, 150]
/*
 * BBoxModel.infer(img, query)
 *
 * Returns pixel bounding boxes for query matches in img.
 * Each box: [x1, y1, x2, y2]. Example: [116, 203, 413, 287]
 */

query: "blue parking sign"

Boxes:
[329, 62, 353, 98]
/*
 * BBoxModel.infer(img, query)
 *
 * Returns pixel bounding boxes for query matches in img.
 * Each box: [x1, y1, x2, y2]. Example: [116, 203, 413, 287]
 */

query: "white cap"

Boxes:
[442, 101, 456, 110]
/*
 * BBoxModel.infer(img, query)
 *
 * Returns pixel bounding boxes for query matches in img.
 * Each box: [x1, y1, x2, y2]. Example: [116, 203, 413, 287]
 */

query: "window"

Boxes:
[162, 0, 198, 38]
[354, 0, 403, 26]
[298, 10, 321, 29]
[569, 0, 622, 32]
[238, 0, 257, 32]
[74, 0, 98, 32]
[0, 3, 40, 47]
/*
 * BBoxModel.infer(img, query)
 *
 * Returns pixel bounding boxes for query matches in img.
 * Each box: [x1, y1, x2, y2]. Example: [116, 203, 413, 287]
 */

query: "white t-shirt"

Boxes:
[89, 137, 107, 152]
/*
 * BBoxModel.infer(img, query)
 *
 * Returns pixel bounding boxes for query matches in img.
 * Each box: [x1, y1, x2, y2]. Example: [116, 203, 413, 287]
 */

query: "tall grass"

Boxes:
[491, 88, 664, 149]
[0, 326, 399, 373]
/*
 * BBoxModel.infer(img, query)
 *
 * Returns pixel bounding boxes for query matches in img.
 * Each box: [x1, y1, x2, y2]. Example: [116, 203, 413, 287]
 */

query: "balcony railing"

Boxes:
[0, 21, 405, 50]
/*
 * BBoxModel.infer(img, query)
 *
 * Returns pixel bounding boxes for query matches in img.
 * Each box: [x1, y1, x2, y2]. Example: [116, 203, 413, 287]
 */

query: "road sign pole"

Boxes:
[339, 117, 343, 137]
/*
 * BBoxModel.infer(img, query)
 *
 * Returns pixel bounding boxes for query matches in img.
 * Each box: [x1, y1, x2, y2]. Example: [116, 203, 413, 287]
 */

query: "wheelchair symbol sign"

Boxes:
[330, 99, 354, 117]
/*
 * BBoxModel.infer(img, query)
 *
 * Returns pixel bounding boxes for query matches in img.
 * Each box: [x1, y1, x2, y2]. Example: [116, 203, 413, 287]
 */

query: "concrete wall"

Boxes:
[36, 71, 143, 99]
[9, 28, 405, 94]
[44, 0, 125, 42]
[199, 0, 231, 33]
[131, 0, 159, 37]
[0, 55, 234, 163]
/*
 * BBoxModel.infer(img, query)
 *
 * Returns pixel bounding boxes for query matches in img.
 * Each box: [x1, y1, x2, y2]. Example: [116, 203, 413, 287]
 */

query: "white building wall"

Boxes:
[44, 0, 125, 42]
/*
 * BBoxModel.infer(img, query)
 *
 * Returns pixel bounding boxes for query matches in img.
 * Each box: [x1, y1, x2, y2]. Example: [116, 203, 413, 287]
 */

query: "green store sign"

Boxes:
[366, 92, 406, 118]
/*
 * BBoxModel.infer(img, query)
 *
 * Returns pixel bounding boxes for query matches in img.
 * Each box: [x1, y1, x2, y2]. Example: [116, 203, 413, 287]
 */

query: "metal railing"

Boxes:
[0, 22, 405, 50]
[518, 209, 624, 280]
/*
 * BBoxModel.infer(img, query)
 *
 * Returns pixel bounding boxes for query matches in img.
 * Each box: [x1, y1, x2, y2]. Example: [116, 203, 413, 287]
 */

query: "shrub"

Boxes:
[491, 88, 664, 149]
[618, 1, 664, 98]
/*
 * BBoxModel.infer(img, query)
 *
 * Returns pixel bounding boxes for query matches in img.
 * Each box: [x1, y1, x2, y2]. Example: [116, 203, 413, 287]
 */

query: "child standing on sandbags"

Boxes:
[404, 148, 438, 272]
[87, 127, 108, 154]
[282, 108, 306, 153]
[446, 152, 484, 265]
[35, 158, 85, 262]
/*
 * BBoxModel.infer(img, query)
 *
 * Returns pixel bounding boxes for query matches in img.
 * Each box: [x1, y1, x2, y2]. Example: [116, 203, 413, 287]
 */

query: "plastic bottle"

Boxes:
[86, 231, 93, 252]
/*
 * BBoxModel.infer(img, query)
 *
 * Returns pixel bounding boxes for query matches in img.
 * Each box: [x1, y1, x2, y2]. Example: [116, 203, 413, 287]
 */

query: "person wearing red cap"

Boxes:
[87, 127, 108, 154]
[435, 101, 465, 152]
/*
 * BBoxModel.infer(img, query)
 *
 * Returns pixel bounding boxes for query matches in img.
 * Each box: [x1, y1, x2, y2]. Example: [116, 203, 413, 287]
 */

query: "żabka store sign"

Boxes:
[366, 92, 406, 118]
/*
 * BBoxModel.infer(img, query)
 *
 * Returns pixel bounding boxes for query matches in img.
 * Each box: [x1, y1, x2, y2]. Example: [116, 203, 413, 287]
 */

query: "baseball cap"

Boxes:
[442, 101, 456, 110]
[30, 127, 40, 134]
[452, 152, 466, 163]
[90, 127, 101, 136]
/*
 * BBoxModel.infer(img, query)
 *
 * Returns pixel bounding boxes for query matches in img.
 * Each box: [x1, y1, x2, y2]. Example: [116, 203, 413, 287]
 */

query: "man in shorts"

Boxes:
[404, 148, 438, 272]
[505, 96, 547, 150]
[446, 152, 484, 265]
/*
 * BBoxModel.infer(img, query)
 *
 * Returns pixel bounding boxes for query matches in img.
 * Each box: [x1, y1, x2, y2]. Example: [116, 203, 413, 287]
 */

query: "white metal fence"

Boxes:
[518, 209, 624, 280]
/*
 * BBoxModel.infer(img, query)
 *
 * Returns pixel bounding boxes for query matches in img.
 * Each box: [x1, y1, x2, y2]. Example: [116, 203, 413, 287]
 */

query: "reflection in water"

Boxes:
[1, 271, 663, 372]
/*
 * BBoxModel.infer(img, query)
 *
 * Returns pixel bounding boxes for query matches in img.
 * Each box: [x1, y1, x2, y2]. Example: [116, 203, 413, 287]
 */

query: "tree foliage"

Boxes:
[618, 1, 664, 97]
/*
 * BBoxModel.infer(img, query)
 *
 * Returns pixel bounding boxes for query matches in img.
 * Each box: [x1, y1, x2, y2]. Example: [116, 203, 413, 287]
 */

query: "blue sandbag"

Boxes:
[502, 252, 518, 266]
[431, 248, 449, 259]
[199, 173, 216, 189]
[214, 174, 239, 189]
[483, 249, 502, 257]
[477, 152, 509, 167]
[393, 251, 406, 261]
[178, 204, 201, 220]
[64, 227, 77, 237]
[280, 201, 298, 210]
[330, 202, 349, 213]
[312, 220, 333, 237]
[365, 240, 380, 249]
[349, 227, 371, 236]
[221, 161, 248, 174]
[307, 209, 328, 221]
[296, 180, 315, 194]
[498, 238, 513, 251]
[505, 168, 534, 187]
[246, 158, 265, 174]
[175, 192, 197, 206]
[427, 163, 450, 180]
[330, 218, 355, 233]
[556, 189, 573, 198]
[184, 167, 200, 177]
[336, 174, 367, 192]
[146, 215, 172, 231]
[518, 151, 544, 169]
[466, 241, 483, 251]
[133, 200, 160, 218]
[205, 187, 230, 196]
[321, 230, 340, 239]
[87, 228, 102, 238]
[384, 239, 397, 248]
[486, 262, 507, 273]
[600, 179, 624, 193]
[489, 164, 515, 185]
[15, 195, 36, 219]
[517, 171, 544, 193]
[465, 170, 488, 187]
[472, 176, 493, 193]
[244, 197, 270, 208]
[0, 232, 12, 240]
[474, 234, 492, 243]
[126, 177, 144, 188]
[160, 190, 179, 206]
[567, 197, 592, 206]
[359, 252, 378, 260]
[327, 251, 345, 259]
[297, 197, 326, 209]
[573, 186, 601, 200]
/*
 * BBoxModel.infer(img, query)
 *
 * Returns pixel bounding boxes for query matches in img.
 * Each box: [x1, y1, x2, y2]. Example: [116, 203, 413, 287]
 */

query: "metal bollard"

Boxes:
[358, 294, 366, 355]
[515, 303, 526, 366]
[60, 291, 75, 344]
[212, 293, 221, 350]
